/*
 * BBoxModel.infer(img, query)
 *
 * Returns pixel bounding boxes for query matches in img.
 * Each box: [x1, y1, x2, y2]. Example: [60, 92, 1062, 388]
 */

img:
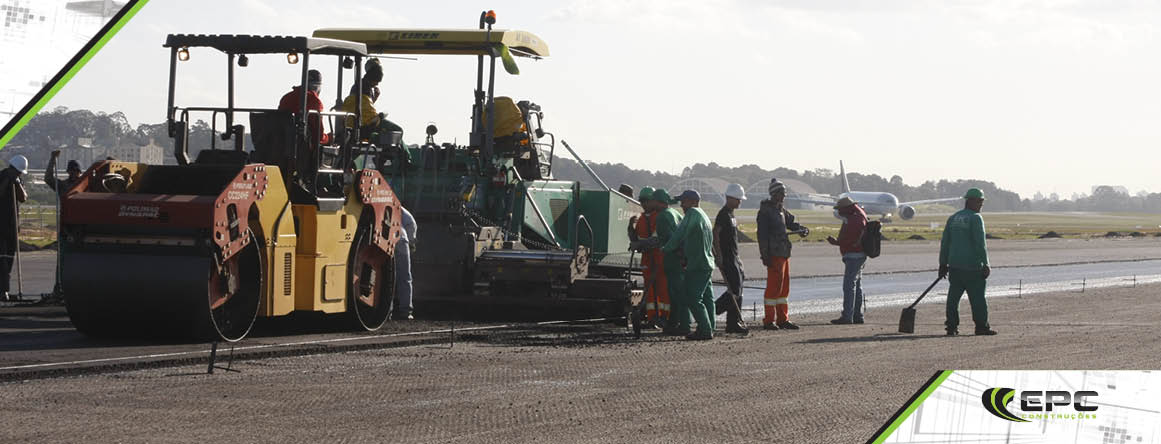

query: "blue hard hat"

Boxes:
[677, 189, 701, 202]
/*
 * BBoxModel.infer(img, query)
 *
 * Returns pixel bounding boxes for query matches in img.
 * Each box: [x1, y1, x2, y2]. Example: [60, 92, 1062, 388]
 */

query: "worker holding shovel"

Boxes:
[44, 151, 83, 304]
[939, 188, 997, 336]
[0, 155, 28, 302]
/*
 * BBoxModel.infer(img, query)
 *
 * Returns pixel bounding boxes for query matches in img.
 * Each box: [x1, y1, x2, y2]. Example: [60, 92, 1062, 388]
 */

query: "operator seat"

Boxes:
[249, 111, 295, 168]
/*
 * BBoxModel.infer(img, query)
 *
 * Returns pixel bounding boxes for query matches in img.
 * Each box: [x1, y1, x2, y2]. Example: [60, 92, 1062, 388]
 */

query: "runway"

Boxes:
[1, 238, 1158, 379]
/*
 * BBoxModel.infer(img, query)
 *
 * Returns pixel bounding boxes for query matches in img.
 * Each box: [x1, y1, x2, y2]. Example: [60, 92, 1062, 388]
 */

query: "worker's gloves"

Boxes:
[761, 256, 771, 267]
[409, 242, 417, 254]
[627, 216, 639, 242]
[938, 264, 949, 279]
[797, 227, 810, 238]
[981, 265, 991, 280]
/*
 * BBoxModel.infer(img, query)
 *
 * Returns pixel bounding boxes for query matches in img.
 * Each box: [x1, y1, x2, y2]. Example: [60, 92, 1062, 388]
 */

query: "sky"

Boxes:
[0, 0, 113, 118]
[43, 0, 1161, 199]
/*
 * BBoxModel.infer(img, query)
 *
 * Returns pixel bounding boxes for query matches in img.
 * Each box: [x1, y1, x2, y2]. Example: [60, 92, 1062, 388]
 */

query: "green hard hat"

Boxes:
[651, 188, 674, 204]
[964, 188, 985, 199]
[638, 186, 655, 202]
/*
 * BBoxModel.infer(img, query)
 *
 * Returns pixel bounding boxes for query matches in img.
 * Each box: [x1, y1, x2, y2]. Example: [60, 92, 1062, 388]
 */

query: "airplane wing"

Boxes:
[785, 196, 837, 206]
[900, 197, 962, 206]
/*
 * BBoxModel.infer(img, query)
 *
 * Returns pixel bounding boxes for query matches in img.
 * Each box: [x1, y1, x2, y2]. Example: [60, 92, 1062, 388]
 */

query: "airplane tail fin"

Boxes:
[840, 160, 851, 194]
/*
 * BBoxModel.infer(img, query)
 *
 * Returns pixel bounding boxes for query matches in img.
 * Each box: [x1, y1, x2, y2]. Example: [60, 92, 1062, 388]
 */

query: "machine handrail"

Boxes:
[559, 140, 608, 192]
[572, 214, 594, 260]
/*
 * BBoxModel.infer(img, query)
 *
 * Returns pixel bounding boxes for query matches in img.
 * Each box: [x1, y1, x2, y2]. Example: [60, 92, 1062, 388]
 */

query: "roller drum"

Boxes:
[62, 235, 262, 342]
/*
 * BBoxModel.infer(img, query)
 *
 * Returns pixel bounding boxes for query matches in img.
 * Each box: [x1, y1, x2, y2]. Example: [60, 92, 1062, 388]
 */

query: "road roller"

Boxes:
[59, 35, 404, 341]
[312, 11, 646, 325]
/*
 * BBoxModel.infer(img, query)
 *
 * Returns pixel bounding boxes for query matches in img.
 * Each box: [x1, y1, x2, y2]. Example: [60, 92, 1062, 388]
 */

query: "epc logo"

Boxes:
[982, 388, 1099, 422]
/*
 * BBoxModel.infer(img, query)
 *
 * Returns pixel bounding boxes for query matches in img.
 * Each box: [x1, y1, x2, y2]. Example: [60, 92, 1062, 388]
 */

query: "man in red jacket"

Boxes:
[827, 197, 868, 324]
[278, 69, 331, 146]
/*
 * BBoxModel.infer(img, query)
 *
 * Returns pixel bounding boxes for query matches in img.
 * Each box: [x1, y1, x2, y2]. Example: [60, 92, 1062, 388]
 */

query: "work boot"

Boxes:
[0, 291, 8, 302]
[946, 329, 959, 336]
[762, 323, 779, 331]
[776, 321, 799, 330]
[854, 318, 865, 324]
[725, 322, 749, 335]
[685, 330, 713, 341]
[975, 327, 998, 336]
[830, 318, 853, 325]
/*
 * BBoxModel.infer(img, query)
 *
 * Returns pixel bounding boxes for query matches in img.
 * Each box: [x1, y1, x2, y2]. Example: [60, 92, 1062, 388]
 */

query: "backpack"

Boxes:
[861, 220, 882, 258]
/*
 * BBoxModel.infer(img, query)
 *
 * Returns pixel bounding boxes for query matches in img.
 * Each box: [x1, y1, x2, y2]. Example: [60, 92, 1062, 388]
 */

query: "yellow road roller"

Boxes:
[60, 35, 404, 341]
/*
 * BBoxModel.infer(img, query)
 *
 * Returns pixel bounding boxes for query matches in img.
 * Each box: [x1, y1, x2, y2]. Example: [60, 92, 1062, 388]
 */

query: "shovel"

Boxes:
[898, 276, 944, 334]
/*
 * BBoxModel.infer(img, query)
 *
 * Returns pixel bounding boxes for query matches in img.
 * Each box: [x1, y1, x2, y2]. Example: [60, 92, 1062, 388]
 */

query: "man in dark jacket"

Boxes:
[827, 197, 868, 324]
[0, 155, 28, 301]
[45, 150, 82, 195]
[713, 183, 748, 334]
[44, 150, 82, 303]
[756, 178, 808, 330]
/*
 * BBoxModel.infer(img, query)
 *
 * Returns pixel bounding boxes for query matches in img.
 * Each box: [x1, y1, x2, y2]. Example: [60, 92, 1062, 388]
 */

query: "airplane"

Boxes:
[789, 161, 962, 221]
[65, 0, 125, 19]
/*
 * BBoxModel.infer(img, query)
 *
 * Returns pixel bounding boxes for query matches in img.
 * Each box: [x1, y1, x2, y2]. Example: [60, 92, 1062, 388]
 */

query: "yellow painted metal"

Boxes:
[311, 28, 549, 57]
[248, 166, 297, 317]
[291, 191, 363, 314]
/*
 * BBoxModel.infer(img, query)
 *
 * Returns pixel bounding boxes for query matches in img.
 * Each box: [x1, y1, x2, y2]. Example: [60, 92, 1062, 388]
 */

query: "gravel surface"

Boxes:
[2, 283, 1158, 443]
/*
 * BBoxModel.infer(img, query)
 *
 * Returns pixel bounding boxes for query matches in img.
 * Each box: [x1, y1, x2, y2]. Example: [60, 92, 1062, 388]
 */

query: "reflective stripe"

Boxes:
[659, 303, 671, 311]
[764, 299, 779, 306]
[644, 303, 657, 310]
[773, 297, 788, 305]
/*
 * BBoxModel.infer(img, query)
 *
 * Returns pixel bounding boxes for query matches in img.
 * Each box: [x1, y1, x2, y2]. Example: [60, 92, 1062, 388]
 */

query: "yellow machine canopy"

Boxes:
[311, 28, 549, 58]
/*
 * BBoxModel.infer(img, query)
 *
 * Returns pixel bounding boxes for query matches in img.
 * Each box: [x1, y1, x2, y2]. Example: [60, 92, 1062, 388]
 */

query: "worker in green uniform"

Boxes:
[938, 188, 997, 336]
[653, 189, 689, 336]
[661, 190, 716, 341]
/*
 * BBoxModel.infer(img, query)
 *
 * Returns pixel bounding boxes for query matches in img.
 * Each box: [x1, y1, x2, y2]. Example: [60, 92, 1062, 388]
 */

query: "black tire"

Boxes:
[347, 214, 396, 331]
[201, 230, 263, 342]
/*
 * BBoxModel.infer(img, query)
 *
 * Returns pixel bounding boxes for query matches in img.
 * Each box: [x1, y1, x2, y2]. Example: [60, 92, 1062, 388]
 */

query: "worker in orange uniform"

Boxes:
[756, 178, 809, 330]
[629, 187, 668, 326]
[277, 69, 331, 146]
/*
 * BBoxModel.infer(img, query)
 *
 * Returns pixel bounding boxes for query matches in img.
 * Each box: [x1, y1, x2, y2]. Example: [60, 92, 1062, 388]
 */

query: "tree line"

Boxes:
[5, 108, 1159, 213]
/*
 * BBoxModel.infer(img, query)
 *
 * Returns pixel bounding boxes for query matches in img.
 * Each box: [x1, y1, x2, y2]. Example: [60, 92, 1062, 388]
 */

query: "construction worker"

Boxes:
[341, 58, 406, 138]
[45, 150, 82, 194]
[394, 205, 417, 320]
[713, 183, 749, 334]
[661, 190, 716, 340]
[629, 186, 668, 326]
[939, 188, 996, 336]
[277, 69, 331, 146]
[756, 178, 808, 330]
[44, 151, 82, 304]
[0, 155, 28, 302]
[827, 197, 868, 325]
[653, 189, 689, 336]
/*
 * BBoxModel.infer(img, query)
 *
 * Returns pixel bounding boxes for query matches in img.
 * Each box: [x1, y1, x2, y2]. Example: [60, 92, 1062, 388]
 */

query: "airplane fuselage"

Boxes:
[839, 191, 900, 218]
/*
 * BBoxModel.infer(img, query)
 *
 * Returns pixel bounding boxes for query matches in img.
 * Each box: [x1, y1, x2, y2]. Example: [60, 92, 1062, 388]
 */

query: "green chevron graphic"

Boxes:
[0, 0, 150, 150]
[982, 387, 1031, 423]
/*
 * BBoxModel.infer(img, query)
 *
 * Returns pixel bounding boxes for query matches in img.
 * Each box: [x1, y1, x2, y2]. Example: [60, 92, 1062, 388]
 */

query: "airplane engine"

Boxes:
[899, 205, 916, 220]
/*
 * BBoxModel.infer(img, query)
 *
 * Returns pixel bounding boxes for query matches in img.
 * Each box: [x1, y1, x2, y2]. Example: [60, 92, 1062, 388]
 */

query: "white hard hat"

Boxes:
[725, 183, 746, 200]
[8, 155, 28, 175]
